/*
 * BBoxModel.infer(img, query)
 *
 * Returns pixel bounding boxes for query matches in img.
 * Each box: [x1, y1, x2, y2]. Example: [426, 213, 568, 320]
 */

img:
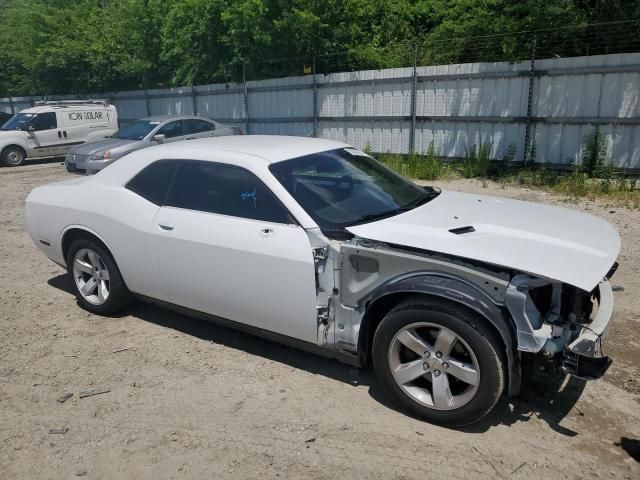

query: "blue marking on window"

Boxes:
[241, 187, 257, 208]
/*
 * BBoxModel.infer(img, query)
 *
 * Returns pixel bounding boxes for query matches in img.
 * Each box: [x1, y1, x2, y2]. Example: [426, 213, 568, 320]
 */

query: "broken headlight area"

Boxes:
[505, 274, 615, 380]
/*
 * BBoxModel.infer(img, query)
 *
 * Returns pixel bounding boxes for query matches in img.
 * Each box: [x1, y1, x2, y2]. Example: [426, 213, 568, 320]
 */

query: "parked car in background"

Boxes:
[65, 115, 241, 174]
[0, 101, 117, 167]
[0, 111, 13, 126]
[25, 136, 620, 426]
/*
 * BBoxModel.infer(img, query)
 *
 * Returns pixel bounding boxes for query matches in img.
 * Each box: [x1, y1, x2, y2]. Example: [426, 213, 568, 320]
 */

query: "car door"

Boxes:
[24, 112, 68, 157]
[183, 119, 218, 140]
[148, 160, 318, 344]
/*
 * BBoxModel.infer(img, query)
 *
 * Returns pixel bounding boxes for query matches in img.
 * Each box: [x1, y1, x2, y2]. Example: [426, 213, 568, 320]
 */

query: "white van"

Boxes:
[0, 100, 118, 166]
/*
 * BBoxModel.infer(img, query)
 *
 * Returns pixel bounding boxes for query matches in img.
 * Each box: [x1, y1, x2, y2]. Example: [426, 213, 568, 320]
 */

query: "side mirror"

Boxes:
[25, 125, 35, 137]
[153, 134, 166, 144]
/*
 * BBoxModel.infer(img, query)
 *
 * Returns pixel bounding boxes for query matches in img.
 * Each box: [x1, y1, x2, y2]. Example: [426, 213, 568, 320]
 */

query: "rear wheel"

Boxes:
[372, 296, 505, 426]
[1, 145, 26, 167]
[66, 238, 132, 315]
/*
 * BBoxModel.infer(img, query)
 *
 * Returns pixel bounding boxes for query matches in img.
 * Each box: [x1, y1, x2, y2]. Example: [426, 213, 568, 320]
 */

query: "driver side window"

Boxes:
[30, 112, 57, 131]
[156, 120, 184, 139]
[166, 161, 292, 224]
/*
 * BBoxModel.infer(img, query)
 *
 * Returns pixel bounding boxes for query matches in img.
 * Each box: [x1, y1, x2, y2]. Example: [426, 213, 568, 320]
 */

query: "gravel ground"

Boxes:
[1, 161, 639, 479]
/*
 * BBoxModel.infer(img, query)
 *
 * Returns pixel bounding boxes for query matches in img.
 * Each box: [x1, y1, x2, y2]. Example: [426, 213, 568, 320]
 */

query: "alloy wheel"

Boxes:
[72, 248, 111, 305]
[388, 322, 480, 411]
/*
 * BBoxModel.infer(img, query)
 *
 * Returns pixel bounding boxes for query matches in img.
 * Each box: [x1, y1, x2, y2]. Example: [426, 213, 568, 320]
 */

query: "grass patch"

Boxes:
[461, 142, 492, 178]
[378, 142, 452, 181]
[376, 147, 640, 209]
[509, 164, 640, 208]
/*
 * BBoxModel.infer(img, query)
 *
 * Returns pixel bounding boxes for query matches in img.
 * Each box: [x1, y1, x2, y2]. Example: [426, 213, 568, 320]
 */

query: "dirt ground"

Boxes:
[1, 161, 639, 479]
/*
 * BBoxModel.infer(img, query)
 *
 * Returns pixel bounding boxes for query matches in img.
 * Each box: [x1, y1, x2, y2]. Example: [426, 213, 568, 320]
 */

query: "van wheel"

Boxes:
[1, 145, 26, 166]
[372, 296, 505, 427]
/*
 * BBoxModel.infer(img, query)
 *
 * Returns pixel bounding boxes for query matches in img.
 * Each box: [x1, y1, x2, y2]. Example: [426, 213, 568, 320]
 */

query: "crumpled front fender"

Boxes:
[360, 273, 521, 396]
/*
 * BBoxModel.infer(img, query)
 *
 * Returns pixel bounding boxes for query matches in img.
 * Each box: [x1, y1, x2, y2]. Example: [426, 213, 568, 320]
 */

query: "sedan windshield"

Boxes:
[269, 148, 439, 234]
[1, 113, 34, 131]
[111, 120, 159, 140]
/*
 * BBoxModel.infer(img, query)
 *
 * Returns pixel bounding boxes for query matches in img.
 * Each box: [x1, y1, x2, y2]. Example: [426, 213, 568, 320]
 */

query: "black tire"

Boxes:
[372, 296, 505, 427]
[1, 145, 27, 167]
[66, 238, 133, 315]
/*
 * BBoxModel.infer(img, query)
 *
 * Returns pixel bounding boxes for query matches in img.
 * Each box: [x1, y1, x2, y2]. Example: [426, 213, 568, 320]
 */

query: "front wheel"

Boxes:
[66, 238, 133, 315]
[372, 296, 505, 426]
[1, 145, 26, 166]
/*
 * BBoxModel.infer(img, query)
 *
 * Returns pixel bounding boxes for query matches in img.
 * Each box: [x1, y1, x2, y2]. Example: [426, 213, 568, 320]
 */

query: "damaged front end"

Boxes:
[310, 228, 618, 390]
[505, 266, 617, 380]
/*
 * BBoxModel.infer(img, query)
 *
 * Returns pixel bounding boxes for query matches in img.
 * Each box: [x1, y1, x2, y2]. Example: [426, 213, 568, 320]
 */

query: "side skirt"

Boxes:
[134, 294, 362, 367]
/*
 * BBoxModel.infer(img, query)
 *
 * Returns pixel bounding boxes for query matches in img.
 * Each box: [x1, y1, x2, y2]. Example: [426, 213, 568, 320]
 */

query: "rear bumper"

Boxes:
[567, 279, 614, 358]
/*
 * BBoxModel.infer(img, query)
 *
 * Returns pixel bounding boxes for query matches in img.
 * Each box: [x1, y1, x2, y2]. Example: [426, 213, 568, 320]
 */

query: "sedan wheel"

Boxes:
[72, 248, 111, 305]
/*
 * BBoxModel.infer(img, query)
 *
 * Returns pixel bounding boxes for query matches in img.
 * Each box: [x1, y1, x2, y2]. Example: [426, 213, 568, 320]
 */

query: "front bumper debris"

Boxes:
[568, 279, 614, 357]
[563, 279, 614, 379]
[562, 352, 612, 379]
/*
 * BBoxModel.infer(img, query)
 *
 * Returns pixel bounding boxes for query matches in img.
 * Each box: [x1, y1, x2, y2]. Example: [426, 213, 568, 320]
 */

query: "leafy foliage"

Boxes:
[0, 1, 636, 95]
[379, 142, 450, 180]
[582, 126, 609, 176]
[461, 142, 492, 178]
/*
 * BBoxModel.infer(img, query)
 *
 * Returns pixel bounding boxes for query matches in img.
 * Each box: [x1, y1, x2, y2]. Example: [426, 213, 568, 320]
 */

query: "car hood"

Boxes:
[69, 137, 139, 156]
[0, 129, 23, 138]
[346, 190, 620, 291]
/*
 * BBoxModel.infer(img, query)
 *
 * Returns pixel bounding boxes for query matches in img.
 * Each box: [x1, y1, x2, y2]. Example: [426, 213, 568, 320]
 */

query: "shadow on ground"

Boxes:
[0, 156, 64, 170]
[616, 437, 640, 462]
[49, 272, 587, 434]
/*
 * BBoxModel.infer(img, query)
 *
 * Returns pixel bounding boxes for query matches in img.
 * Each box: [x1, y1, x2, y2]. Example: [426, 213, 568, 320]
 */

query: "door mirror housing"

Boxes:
[153, 134, 166, 144]
[25, 124, 35, 138]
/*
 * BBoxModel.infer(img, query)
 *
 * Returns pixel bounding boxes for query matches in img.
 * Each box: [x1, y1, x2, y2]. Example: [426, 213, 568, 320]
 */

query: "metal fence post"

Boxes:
[243, 62, 250, 134]
[9, 97, 15, 114]
[144, 89, 151, 117]
[523, 36, 537, 165]
[191, 86, 198, 116]
[312, 56, 318, 138]
[409, 44, 418, 153]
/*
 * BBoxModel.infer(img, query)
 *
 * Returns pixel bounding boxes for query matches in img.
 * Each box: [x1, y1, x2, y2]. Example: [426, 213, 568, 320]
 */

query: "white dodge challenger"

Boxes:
[25, 135, 620, 426]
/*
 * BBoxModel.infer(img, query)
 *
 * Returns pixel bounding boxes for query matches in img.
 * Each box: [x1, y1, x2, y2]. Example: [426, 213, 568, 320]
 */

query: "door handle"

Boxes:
[63, 131, 67, 138]
[260, 228, 274, 237]
[58, 131, 62, 138]
[158, 224, 174, 231]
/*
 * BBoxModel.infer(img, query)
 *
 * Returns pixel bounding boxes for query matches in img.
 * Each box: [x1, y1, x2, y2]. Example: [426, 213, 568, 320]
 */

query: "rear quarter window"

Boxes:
[125, 160, 178, 205]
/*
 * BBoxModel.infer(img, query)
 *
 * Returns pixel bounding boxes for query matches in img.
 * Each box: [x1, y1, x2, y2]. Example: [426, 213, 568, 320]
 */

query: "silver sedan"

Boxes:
[65, 115, 241, 174]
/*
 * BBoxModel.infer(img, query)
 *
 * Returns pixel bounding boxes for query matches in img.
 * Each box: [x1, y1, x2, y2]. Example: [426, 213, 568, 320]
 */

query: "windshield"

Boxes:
[269, 148, 438, 234]
[1, 113, 34, 131]
[112, 120, 159, 140]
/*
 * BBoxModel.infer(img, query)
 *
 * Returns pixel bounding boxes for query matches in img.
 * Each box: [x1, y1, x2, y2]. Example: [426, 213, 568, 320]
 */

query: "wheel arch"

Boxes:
[61, 226, 114, 267]
[357, 274, 521, 396]
[2, 143, 28, 160]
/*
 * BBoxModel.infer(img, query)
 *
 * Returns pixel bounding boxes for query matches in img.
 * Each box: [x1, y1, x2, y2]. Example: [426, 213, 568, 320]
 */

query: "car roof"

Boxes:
[142, 135, 348, 164]
[19, 104, 112, 114]
[139, 114, 217, 122]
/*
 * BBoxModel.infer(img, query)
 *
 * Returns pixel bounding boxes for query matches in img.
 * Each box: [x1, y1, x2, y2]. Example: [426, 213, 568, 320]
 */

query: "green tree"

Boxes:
[0, 0, 636, 96]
